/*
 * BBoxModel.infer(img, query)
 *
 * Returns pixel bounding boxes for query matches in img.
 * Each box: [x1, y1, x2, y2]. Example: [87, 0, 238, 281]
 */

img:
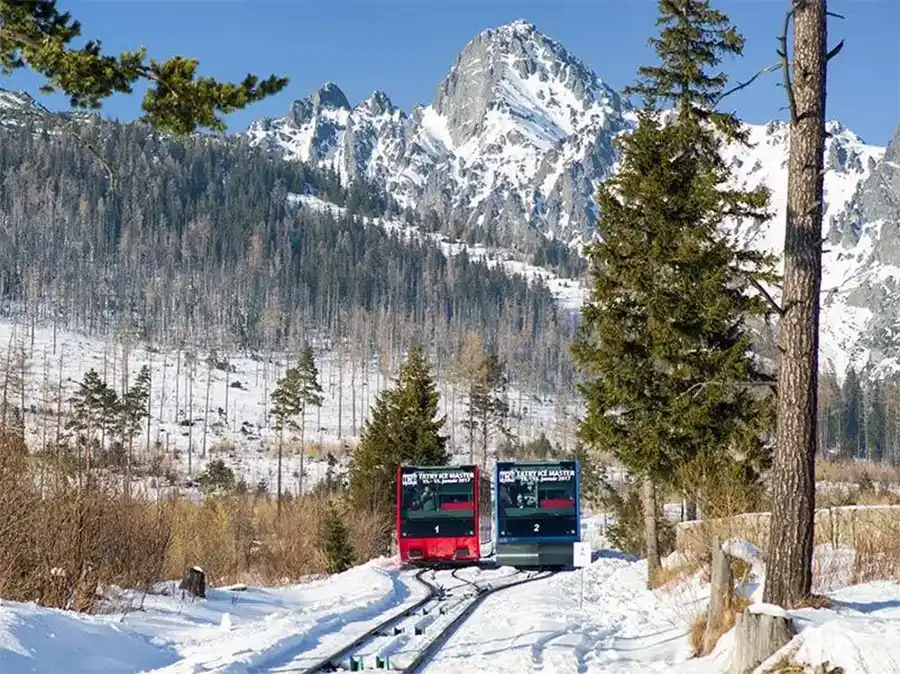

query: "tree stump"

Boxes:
[729, 606, 794, 674]
[180, 566, 206, 599]
[702, 540, 734, 655]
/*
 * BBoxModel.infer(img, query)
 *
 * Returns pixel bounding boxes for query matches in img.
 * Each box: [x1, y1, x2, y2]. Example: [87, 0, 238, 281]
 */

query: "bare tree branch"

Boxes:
[778, 1, 802, 125]
[680, 377, 778, 400]
[737, 269, 784, 316]
[826, 39, 845, 61]
[715, 62, 782, 104]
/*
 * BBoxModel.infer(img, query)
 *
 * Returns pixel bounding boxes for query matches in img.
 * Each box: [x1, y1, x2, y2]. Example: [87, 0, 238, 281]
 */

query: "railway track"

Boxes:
[293, 565, 555, 673]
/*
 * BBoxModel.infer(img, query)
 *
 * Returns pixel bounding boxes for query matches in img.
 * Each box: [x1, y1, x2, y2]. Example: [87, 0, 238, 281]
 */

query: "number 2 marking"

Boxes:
[533, 523, 540, 533]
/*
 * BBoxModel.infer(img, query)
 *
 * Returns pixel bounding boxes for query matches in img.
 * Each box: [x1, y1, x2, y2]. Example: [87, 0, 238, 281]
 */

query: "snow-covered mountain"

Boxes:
[247, 20, 630, 250]
[245, 19, 898, 380]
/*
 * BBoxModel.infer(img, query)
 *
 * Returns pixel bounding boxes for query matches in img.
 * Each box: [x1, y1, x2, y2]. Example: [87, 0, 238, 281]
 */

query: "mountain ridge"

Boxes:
[244, 19, 897, 381]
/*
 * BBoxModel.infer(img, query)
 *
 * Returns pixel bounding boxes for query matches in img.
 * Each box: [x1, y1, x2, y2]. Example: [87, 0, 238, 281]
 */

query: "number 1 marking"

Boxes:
[434, 524, 440, 533]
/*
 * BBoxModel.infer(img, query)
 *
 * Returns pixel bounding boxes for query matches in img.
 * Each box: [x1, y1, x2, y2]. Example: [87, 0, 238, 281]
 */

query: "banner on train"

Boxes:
[401, 470, 474, 487]
[497, 466, 575, 484]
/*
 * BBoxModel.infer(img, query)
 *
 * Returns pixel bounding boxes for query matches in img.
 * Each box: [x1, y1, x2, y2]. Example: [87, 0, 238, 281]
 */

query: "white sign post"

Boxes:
[572, 541, 591, 609]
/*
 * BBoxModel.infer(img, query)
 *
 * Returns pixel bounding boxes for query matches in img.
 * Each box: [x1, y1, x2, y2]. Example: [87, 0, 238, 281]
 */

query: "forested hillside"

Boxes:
[0, 115, 573, 391]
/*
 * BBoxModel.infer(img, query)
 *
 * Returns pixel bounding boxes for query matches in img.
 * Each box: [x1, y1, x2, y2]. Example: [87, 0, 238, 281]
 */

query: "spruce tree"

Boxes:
[270, 349, 323, 512]
[348, 346, 448, 524]
[572, 0, 777, 584]
[321, 501, 355, 574]
[294, 345, 324, 495]
[119, 365, 151, 492]
[0, 1, 287, 135]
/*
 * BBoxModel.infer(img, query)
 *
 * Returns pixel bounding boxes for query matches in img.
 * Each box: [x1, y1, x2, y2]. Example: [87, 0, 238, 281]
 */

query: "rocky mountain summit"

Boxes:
[244, 19, 898, 379]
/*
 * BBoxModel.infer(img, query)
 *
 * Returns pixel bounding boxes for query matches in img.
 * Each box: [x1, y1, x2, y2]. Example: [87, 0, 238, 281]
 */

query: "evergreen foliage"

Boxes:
[0, 0, 286, 134]
[348, 346, 448, 522]
[66, 368, 119, 454]
[321, 502, 355, 574]
[119, 365, 151, 448]
[270, 347, 324, 506]
[840, 368, 862, 457]
[572, 0, 777, 561]
[197, 458, 236, 494]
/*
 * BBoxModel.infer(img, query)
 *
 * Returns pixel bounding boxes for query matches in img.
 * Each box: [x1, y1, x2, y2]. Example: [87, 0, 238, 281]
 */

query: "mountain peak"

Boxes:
[311, 82, 350, 111]
[358, 90, 395, 116]
[496, 19, 537, 35]
[433, 19, 620, 146]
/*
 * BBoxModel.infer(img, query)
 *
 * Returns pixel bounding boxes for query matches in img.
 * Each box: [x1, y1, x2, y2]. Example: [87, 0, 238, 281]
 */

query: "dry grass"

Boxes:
[650, 554, 706, 589]
[816, 459, 900, 486]
[0, 429, 390, 613]
[690, 594, 751, 657]
[852, 518, 900, 584]
[794, 593, 831, 610]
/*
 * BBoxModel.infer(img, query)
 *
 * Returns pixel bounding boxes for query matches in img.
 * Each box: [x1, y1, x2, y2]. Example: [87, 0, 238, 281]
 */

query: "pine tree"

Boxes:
[571, 0, 777, 584]
[867, 380, 886, 463]
[840, 368, 862, 458]
[348, 346, 448, 523]
[321, 502, 355, 574]
[0, 1, 287, 136]
[66, 368, 119, 471]
[270, 348, 323, 512]
[295, 345, 324, 495]
[119, 364, 151, 492]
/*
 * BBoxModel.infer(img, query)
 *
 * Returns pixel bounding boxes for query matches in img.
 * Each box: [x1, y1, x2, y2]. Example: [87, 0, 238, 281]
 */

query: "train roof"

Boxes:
[399, 464, 477, 471]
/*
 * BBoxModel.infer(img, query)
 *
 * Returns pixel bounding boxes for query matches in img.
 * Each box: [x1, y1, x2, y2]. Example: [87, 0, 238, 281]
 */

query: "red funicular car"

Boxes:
[396, 464, 483, 564]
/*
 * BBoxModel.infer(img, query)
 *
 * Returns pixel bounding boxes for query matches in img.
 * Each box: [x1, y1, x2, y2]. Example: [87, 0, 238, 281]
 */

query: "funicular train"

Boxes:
[493, 459, 581, 568]
[396, 459, 581, 569]
[395, 464, 491, 564]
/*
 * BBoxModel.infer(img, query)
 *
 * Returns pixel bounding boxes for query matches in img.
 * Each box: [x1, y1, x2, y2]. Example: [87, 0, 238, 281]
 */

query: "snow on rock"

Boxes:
[244, 20, 892, 382]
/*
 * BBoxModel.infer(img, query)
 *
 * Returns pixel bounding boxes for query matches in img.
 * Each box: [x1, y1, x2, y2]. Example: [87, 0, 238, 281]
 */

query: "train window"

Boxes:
[496, 461, 578, 539]
[398, 467, 478, 539]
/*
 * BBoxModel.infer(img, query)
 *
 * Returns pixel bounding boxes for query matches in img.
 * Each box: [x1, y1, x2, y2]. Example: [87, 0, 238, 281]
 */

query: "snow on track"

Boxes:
[4, 551, 900, 673]
[420, 552, 708, 674]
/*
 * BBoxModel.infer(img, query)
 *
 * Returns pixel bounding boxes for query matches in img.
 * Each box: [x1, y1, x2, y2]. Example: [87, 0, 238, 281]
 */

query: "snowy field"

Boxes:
[0, 317, 580, 492]
[0, 541, 898, 673]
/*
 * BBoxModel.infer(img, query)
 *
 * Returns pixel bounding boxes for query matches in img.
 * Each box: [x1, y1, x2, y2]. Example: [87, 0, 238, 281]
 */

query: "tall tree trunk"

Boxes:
[174, 350, 181, 425]
[202, 359, 211, 458]
[337, 342, 344, 439]
[224, 353, 230, 428]
[277, 425, 283, 516]
[351, 358, 357, 436]
[55, 349, 64, 446]
[299, 409, 306, 496]
[642, 476, 661, 586]
[764, 0, 828, 609]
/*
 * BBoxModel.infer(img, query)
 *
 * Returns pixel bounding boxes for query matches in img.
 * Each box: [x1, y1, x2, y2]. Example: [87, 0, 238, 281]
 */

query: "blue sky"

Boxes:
[8, 0, 899, 145]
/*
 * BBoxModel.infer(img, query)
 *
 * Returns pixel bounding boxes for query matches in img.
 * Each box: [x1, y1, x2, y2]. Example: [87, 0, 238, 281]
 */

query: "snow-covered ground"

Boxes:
[1, 543, 898, 673]
[0, 317, 579, 492]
